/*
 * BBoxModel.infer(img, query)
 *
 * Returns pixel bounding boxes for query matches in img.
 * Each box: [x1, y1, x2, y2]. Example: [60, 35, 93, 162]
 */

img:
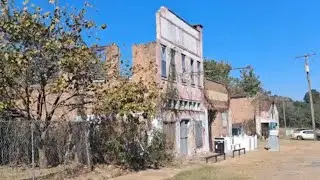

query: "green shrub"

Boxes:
[146, 130, 173, 169]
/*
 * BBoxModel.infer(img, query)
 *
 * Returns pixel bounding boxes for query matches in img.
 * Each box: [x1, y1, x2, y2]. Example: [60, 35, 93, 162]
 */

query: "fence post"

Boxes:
[31, 121, 35, 180]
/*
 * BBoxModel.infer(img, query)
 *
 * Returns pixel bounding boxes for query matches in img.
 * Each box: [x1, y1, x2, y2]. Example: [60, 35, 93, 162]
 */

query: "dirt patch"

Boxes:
[66, 165, 129, 180]
[172, 140, 320, 180]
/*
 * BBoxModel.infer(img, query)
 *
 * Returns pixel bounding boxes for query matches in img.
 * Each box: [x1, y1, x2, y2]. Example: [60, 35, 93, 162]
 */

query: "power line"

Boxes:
[296, 53, 317, 141]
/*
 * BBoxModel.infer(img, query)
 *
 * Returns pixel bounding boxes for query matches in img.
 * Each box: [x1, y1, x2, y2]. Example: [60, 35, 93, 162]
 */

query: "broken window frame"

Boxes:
[197, 61, 201, 87]
[190, 59, 195, 86]
[161, 44, 167, 78]
[169, 48, 176, 81]
[181, 54, 186, 84]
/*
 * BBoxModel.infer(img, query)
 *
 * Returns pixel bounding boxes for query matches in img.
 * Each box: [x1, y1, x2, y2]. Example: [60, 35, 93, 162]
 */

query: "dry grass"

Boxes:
[0, 165, 64, 180]
[171, 165, 249, 180]
[0, 164, 84, 180]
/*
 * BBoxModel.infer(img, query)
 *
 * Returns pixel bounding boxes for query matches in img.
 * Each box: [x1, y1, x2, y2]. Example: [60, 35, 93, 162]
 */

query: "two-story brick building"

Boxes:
[132, 7, 209, 156]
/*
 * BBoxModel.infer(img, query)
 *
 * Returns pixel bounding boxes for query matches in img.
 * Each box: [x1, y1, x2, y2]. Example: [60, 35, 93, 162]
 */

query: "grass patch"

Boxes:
[170, 166, 248, 180]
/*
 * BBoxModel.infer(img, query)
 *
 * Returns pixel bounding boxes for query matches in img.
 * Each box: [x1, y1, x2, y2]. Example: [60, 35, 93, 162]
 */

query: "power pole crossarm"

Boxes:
[296, 53, 317, 141]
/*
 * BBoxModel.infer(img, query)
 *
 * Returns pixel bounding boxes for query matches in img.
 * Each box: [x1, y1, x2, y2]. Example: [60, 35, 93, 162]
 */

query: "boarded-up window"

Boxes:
[163, 122, 176, 149]
[195, 121, 203, 148]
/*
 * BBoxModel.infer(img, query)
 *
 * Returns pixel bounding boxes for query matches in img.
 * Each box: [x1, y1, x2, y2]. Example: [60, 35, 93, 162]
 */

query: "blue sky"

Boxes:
[27, 0, 320, 100]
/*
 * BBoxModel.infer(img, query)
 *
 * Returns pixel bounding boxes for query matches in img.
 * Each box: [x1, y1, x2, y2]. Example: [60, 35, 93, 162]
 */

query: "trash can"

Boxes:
[214, 138, 225, 154]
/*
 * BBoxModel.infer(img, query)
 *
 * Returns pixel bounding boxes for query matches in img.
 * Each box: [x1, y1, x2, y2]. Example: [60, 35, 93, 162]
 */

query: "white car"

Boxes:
[292, 129, 315, 140]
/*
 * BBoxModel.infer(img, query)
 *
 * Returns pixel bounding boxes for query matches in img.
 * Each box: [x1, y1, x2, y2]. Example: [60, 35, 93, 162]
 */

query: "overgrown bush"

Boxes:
[121, 129, 173, 170]
[146, 130, 173, 169]
[86, 116, 172, 171]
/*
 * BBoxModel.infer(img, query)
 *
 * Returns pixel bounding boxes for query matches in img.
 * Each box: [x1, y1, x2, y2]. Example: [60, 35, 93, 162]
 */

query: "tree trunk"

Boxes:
[64, 122, 73, 165]
[39, 131, 48, 168]
[74, 145, 80, 164]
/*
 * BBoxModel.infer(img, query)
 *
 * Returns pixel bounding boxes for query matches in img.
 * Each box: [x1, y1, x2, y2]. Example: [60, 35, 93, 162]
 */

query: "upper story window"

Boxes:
[169, 49, 176, 81]
[190, 59, 195, 85]
[161, 45, 167, 77]
[181, 54, 186, 83]
[197, 61, 201, 87]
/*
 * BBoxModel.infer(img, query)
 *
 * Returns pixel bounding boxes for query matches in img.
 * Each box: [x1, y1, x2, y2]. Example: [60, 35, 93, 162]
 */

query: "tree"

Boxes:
[203, 59, 262, 97]
[228, 77, 246, 96]
[94, 80, 158, 117]
[303, 89, 320, 104]
[91, 55, 168, 169]
[275, 96, 320, 128]
[203, 59, 231, 84]
[238, 68, 262, 97]
[0, 1, 106, 167]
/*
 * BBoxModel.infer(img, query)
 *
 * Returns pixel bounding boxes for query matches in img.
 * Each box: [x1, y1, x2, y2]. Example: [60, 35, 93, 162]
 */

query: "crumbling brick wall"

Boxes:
[22, 44, 121, 122]
[104, 43, 120, 79]
[132, 42, 158, 85]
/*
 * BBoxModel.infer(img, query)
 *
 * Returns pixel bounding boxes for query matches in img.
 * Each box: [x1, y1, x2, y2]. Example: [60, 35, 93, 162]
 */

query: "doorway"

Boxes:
[261, 123, 269, 139]
[180, 120, 189, 155]
[208, 110, 217, 152]
[163, 122, 176, 149]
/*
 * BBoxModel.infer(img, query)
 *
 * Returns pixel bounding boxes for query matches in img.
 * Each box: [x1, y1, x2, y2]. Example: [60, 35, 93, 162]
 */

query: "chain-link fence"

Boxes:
[0, 120, 92, 179]
[0, 118, 171, 179]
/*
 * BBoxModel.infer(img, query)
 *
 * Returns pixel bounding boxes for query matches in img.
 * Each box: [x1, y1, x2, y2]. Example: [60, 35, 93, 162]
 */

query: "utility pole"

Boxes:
[296, 53, 317, 141]
[282, 101, 287, 136]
